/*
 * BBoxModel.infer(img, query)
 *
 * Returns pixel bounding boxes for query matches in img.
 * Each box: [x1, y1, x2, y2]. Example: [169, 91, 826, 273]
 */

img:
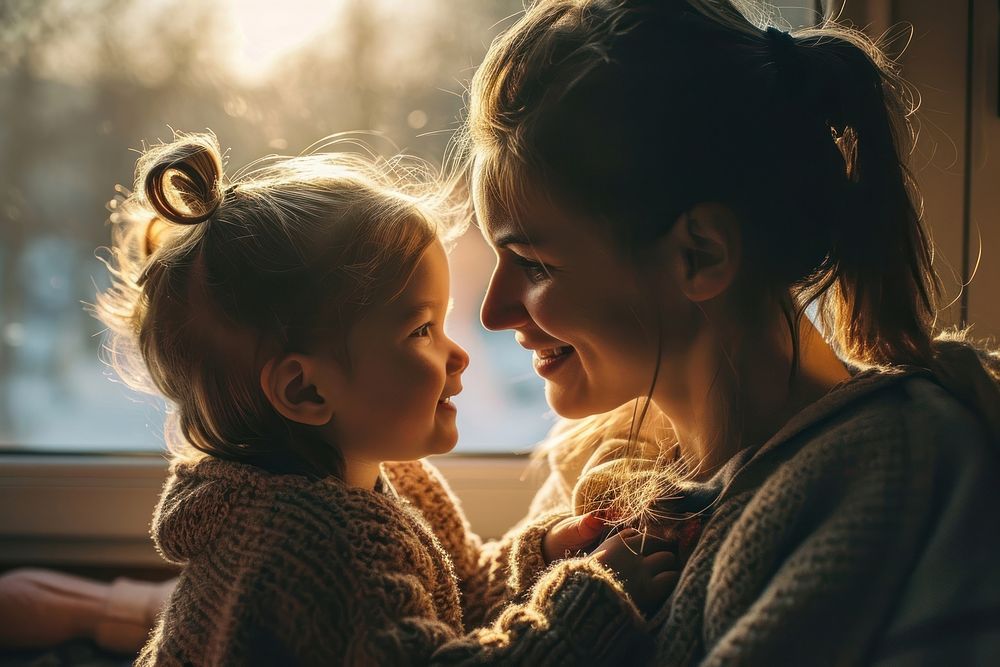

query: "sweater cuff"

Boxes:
[530, 557, 651, 664]
[505, 511, 570, 595]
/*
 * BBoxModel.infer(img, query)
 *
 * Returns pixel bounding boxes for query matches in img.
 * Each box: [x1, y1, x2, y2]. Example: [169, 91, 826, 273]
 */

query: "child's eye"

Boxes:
[410, 322, 432, 338]
[512, 255, 550, 283]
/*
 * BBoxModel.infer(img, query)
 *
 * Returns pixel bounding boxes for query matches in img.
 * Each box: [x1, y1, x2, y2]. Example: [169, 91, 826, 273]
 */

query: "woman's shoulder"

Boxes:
[829, 371, 995, 462]
[766, 368, 994, 465]
[729, 369, 998, 512]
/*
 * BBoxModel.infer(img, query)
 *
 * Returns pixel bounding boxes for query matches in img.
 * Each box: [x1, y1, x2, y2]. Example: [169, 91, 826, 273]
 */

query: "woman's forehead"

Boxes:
[472, 156, 551, 248]
[471, 150, 624, 258]
[474, 192, 551, 252]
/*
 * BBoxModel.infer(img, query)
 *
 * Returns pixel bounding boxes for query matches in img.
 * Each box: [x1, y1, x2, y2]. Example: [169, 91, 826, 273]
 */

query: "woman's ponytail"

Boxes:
[792, 29, 999, 439]
[789, 28, 939, 368]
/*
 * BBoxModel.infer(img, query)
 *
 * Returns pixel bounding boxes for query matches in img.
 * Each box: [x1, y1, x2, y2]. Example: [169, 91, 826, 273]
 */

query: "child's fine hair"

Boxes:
[94, 133, 462, 479]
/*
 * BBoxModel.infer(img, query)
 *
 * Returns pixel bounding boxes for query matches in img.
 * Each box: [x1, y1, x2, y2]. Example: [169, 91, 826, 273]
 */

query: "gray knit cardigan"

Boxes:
[534, 368, 1000, 666]
[136, 457, 648, 666]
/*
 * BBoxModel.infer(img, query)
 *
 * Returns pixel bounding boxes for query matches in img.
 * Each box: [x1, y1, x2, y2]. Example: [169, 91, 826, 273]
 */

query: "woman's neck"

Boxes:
[655, 316, 850, 479]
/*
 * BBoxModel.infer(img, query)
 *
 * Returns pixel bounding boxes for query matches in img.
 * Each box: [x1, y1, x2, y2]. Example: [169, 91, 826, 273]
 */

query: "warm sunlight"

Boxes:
[226, 0, 346, 82]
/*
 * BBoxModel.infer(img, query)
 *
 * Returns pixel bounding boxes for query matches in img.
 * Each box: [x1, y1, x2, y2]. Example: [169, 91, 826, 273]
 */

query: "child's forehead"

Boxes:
[395, 295, 454, 320]
[369, 242, 453, 322]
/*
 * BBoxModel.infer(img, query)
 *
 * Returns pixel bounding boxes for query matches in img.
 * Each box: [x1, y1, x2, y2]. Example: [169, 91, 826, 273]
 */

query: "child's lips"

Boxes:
[437, 386, 462, 410]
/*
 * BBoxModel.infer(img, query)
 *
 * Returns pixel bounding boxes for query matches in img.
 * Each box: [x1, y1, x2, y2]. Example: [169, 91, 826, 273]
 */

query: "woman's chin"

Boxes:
[545, 382, 637, 420]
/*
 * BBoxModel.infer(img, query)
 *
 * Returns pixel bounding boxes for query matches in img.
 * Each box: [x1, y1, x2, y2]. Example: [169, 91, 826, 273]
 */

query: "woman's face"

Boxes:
[474, 165, 685, 418]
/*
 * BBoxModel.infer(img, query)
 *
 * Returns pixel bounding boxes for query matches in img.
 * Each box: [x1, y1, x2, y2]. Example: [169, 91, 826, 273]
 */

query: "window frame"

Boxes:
[0, 452, 544, 568]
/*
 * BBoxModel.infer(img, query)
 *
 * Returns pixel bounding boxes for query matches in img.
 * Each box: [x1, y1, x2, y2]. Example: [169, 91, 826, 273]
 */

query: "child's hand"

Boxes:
[542, 512, 606, 564]
[592, 528, 678, 617]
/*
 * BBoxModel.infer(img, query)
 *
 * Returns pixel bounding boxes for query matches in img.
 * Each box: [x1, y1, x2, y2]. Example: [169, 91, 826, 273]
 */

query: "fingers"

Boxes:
[651, 570, 680, 589]
[605, 528, 673, 556]
[575, 512, 607, 543]
[642, 549, 677, 571]
[591, 527, 681, 618]
[648, 569, 680, 602]
[544, 513, 609, 564]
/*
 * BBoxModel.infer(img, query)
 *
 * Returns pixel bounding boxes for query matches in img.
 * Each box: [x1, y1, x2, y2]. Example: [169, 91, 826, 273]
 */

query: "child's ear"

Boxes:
[659, 202, 741, 302]
[259, 354, 340, 426]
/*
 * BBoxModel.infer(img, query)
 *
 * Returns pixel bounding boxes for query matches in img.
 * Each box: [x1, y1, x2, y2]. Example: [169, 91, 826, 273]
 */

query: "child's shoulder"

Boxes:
[152, 458, 466, 662]
[153, 457, 420, 567]
[381, 459, 447, 500]
[381, 459, 465, 524]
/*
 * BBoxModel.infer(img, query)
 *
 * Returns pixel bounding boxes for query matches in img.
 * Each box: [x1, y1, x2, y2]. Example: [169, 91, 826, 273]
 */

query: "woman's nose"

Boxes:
[480, 264, 528, 332]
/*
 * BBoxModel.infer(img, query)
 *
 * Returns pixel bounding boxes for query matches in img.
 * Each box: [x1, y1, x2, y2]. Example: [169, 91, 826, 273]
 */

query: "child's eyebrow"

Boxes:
[403, 299, 454, 321]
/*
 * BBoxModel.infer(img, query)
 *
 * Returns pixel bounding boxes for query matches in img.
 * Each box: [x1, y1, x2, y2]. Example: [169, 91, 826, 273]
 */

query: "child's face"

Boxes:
[331, 239, 469, 466]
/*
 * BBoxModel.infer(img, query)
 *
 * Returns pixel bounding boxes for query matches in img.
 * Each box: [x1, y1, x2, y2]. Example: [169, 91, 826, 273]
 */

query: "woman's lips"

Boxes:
[532, 345, 574, 377]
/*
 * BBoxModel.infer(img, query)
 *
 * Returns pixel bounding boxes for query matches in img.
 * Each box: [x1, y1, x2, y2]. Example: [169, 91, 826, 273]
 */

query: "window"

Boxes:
[0, 0, 555, 454]
[0, 0, 833, 562]
[0, 0, 825, 455]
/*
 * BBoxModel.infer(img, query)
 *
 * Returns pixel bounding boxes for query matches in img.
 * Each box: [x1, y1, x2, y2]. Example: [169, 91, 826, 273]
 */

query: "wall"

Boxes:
[840, 0, 999, 337]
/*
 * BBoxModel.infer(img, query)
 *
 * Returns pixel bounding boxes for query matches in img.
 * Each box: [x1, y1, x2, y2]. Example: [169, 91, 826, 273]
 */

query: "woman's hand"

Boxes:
[592, 528, 679, 617]
[542, 512, 607, 564]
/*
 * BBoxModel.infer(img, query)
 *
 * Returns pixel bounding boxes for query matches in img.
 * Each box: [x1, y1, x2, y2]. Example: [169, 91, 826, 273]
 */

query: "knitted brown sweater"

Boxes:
[136, 457, 649, 666]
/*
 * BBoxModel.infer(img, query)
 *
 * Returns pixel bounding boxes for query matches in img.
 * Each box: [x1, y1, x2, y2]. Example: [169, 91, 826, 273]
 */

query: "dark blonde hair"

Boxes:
[96, 132, 459, 478]
[462, 0, 1000, 518]
[468, 0, 936, 369]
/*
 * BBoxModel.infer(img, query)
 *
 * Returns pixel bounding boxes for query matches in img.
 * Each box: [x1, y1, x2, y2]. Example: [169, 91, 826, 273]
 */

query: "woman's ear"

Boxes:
[259, 354, 340, 426]
[661, 202, 741, 302]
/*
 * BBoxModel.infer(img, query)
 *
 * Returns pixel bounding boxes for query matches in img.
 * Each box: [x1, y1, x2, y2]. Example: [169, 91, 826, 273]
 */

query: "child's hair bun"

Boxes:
[143, 135, 225, 225]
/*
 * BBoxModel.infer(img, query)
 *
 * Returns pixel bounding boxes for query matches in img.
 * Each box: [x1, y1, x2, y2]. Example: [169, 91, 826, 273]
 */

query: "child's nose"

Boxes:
[447, 340, 469, 376]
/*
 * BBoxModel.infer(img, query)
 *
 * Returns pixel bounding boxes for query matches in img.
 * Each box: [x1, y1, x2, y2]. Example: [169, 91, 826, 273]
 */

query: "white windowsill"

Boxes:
[0, 453, 544, 567]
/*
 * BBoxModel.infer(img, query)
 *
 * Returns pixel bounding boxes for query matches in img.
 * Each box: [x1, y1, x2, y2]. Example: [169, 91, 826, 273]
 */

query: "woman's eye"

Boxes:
[410, 322, 432, 338]
[512, 255, 549, 283]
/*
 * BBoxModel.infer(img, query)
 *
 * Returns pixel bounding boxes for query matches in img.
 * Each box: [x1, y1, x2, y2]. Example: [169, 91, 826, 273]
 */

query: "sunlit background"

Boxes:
[0, 0, 824, 453]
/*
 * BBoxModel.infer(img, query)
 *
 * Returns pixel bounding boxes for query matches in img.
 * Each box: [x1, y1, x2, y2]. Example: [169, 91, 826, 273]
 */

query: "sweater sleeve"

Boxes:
[428, 558, 652, 666]
[266, 524, 651, 666]
[383, 460, 571, 627]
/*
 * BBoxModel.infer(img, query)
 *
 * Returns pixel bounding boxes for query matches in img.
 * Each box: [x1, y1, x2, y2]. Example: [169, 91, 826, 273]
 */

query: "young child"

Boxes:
[94, 133, 676, 665]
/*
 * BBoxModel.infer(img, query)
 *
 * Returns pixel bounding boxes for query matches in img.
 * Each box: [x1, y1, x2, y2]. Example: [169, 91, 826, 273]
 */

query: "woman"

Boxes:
[461, 0, 1000, 664]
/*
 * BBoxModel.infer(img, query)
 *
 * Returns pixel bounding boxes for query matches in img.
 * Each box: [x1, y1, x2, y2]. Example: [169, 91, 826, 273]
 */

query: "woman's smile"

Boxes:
[531, 345, 575, 377]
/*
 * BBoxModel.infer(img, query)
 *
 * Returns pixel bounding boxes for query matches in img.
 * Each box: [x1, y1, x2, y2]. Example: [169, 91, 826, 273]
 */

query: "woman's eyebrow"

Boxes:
[494, 231, 538, 248]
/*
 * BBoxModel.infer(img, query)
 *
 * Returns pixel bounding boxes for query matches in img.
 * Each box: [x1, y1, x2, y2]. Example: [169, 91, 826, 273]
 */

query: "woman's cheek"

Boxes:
[528, 285, 572, 332]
